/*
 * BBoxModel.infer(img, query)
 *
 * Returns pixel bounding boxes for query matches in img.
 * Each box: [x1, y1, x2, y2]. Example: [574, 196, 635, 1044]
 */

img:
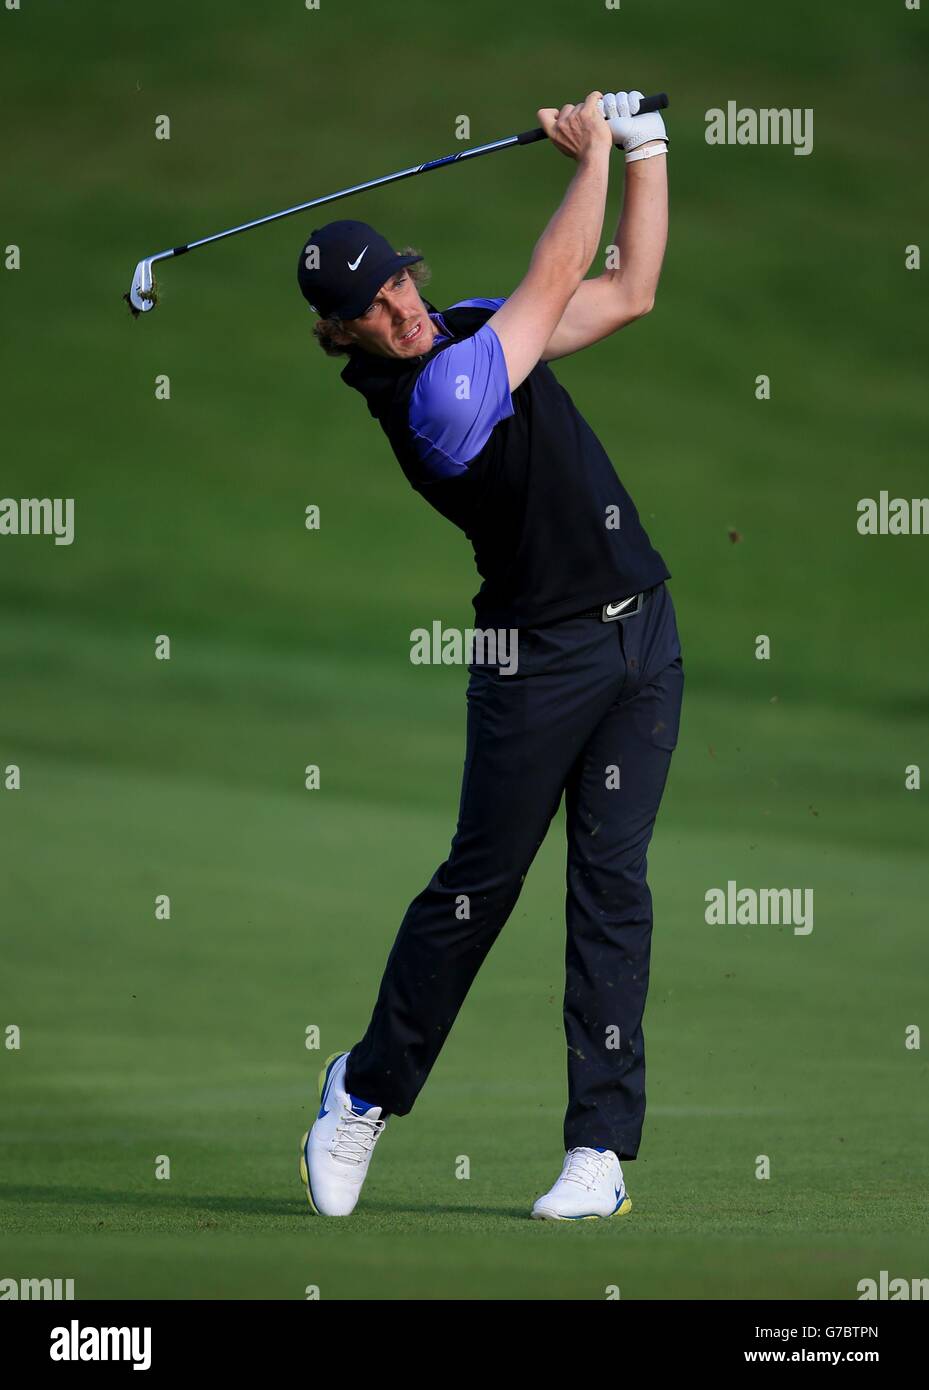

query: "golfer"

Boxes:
[297, 90, 683, 1220]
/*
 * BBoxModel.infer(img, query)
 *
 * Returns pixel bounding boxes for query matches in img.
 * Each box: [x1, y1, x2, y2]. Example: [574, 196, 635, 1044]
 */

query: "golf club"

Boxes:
[125, 93, 669, 317]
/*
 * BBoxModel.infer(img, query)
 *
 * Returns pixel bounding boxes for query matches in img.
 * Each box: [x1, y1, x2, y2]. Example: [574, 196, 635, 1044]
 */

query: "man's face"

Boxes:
[334, 268, 438, 359]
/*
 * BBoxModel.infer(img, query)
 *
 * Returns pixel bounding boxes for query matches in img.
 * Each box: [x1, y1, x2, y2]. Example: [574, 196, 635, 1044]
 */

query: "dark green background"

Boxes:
[1, 0, 926, 1299]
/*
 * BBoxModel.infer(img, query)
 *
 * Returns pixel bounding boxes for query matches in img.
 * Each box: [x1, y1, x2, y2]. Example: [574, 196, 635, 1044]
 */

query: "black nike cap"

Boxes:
[296, 220, 423, 320]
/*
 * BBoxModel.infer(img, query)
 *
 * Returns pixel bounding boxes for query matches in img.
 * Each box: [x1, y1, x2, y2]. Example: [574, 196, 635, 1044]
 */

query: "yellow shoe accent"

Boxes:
[317, 1051, 344, 1097]
[299, 1053, 345, 1215]
[298, 1130, 319, 1213]
[533, 1195, 632, 1222]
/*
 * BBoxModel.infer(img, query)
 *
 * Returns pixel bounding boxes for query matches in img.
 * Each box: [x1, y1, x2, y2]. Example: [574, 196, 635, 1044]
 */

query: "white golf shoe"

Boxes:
[299, 1052, 388, 1216]
[531, 1146, 633, 1221]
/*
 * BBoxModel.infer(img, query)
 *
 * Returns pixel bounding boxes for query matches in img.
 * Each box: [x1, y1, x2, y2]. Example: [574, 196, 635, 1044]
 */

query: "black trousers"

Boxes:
[345, 581, 684, 1159]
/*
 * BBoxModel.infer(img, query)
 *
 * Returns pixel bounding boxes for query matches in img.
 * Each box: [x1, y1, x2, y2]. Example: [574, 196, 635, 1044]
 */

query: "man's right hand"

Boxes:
[537, 91, 613, 162]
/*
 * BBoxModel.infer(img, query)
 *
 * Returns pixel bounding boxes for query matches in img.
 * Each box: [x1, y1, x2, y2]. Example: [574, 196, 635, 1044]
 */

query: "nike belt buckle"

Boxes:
[601, 592, 642, 623]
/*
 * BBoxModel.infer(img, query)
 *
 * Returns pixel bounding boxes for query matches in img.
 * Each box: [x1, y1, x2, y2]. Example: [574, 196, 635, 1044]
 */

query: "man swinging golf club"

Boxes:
[297, 89, 683, 1220]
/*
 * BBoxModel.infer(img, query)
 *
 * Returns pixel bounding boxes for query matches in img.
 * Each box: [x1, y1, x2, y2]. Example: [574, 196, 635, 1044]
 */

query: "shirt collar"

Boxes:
[339, 299, 453, 409]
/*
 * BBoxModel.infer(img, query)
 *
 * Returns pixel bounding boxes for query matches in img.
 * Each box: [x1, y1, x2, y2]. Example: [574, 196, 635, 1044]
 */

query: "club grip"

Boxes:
[633, 93, 669, 114]
[516, 92, 668, 144]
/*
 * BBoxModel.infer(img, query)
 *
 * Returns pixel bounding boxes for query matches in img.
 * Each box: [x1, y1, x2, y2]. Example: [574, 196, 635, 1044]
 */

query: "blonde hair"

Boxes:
[312, 251, 433, 358]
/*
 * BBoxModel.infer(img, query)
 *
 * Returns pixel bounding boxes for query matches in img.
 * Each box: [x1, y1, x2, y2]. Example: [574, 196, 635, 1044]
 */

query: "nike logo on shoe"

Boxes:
[347, 246, 369, 271]
[349, 1095, 378, 1116]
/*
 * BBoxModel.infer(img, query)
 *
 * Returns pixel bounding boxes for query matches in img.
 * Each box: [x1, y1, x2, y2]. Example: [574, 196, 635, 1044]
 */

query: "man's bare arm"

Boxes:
[540, 143, 668, 362]
[486, 92, 613, 392]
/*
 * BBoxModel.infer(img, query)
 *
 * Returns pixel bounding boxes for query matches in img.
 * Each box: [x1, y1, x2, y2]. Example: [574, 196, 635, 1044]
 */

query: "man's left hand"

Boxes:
[599, 90, 667, 152]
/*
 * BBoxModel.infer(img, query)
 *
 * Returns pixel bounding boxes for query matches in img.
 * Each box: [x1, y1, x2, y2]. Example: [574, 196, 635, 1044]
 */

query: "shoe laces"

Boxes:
[562, 1147, 613, 1190]
[329, 1107, 386, 1166]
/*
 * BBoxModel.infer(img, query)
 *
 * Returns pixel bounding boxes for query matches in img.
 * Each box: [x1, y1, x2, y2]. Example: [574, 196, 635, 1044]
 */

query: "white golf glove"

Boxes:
[599, 90, 667, 153]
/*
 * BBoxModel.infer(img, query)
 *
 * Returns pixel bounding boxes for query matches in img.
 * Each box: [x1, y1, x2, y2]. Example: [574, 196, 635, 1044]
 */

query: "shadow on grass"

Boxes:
[0, 1184, 529, 1222]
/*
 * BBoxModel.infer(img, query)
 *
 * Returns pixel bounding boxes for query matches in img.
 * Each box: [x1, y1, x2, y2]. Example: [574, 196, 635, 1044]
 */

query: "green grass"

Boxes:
[1, 0, 928, 1298]
[2, 625, 927, 1297]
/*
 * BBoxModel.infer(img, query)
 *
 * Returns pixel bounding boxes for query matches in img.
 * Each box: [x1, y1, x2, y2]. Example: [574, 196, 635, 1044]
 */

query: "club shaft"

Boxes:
[173, 134, 524, 258]
[151, 93, 669, 264]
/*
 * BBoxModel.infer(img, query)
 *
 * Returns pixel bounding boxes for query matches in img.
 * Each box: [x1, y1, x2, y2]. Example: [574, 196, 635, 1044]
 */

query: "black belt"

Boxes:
[574, 584, 658, 623]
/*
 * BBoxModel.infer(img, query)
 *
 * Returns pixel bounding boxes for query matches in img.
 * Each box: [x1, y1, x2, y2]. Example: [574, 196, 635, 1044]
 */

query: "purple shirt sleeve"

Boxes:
[408, 298, 515, 479]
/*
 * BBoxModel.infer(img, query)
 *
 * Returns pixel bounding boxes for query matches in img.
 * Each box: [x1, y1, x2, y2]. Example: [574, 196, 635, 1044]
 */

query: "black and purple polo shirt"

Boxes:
[340, 296, 669, 629]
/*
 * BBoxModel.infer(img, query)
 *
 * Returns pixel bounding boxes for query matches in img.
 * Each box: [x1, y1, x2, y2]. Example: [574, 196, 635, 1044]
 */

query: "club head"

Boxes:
[125, 258, 157, 316]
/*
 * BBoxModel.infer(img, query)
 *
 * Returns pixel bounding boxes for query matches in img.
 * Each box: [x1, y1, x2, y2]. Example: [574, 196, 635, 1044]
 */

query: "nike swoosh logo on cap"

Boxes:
[347, 246, 369, 271]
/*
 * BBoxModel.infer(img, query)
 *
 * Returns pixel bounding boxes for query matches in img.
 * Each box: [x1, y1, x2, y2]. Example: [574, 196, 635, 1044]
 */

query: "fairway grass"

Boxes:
[1, 0, 926, 1302]
[2, 624, 926, 1299]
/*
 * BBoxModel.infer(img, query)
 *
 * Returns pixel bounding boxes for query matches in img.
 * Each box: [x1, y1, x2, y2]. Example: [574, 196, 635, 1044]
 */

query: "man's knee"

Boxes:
[404, 859, 529, 942]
